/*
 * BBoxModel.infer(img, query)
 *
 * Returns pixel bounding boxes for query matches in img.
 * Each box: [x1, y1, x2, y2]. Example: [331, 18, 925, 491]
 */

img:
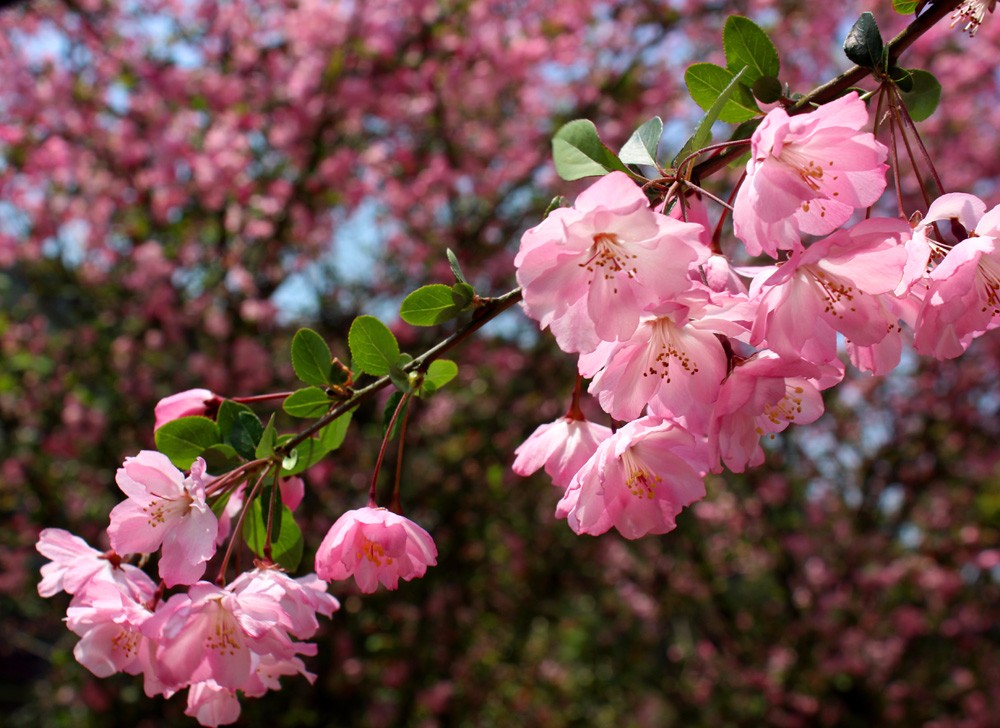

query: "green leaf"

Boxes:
[278, 410, 353, 476]
[889, 66, 914, 93]
[200, 444, 243, 474]
[400, 285, 463, 326]
[383, 392, 409, 440]
[751, 75, 782, 104]
[723, 16, 779, 86]
[684, 63, 760, 124]
[446, 248, 468, 284]
[420, 359, 459, 396]
[281, 449, 299, 471]
[674, 67, 750, 165]
[230, 410, 264, 460]
[451, 282, 475, 309]
[551, 119, 630, 181]
[154, 416, 221, 469]
[348, 315, 400, 376]
[242, 498, 303, 571]
[282, 387, 332, 418]
[318, 409, 353, 452]
[291, 328, 333, 386]
[900, 69, 941, 122]
[618, 116, 663, 168]
[217, 400, 256, 443]
[843, 12, 883, 69]
[255, 414, 277, 459]
[388, 363, 411, 393]
[892, 0, 918, 14]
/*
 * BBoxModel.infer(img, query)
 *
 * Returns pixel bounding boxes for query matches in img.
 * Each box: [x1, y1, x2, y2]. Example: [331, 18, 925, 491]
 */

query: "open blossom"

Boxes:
[36, 528, 153, 600]
[750, 218, 909, 372]
[185, 681, 242, 727]
[906, 194, 1000, 359]
[708, 352, 840, 473]
[107, 451, 219, 587]
[515, 171, 708, 354]
[556, 416, 707, 539]
[512, 414, 612, 489]
[579, 287, 753, 423]
[154, 388, 218, 430]
[228, 568, 339, 640]
[951, 0, 997, 35]
[314, 506, 437, 593]
[733, 92, 888, 257]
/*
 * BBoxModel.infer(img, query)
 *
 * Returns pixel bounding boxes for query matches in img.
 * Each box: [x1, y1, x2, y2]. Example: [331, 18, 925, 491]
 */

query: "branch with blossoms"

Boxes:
[35, 0, 1000, 724]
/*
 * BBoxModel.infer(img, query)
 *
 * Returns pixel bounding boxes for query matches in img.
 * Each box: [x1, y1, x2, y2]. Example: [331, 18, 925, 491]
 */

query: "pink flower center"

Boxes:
[205, 600, 243, 657]
[621, 449, 661, 500]
[976, 255, 1000, 316]
[578, 232, 638, 293]
[952, 1, 996, 36]
[641, 318, 699, 383]
[358, 538, 394, 566]
[757, 384, 806, 437]
[111, 627, 141, 660]
[807, 268, 858, 319]
[142, 492, 193, 528]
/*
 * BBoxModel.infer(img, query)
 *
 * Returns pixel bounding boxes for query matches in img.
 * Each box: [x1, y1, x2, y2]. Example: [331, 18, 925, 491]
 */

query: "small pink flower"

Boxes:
[314, 507, 437, 593]
[515, 171, 708, 353]
[107, 451, 219, 587]
[228, 568, 339, 640]
[184, 681, 242, 727]
[36, 528, 152, 599]
[556, 416, 707, 539]
[733, 93, 888, 258]
[65, 580, 156, 679]
[154, 388, 218, 430]
[512, 415, 612, 489]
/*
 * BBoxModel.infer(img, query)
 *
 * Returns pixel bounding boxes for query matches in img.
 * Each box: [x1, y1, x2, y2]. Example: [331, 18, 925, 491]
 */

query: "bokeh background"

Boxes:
[2, 1, 999, 725]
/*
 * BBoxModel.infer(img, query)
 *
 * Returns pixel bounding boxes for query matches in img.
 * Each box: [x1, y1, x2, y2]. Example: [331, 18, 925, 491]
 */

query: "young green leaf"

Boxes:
[388, 364, 411, 393]
[154, 416, 221, 469]
[291, 328, 333, 386]
[282, 387, 332, 418]
[451, 282, 475, 309]
[843, 12, 883, 69]
[618, 116, 663, 168]
[255, 414, 277, 459]
[277, 410, 353, 476]
[723, 16, 780, 86]
[242, 498, 303, 571]
[900, 69, 942, 122]
[230, 410, 264, 460]
[551, 119, 631, 181]
[217, 400, 256, 443]
[420, 359, 459, 396]
[673, 67, 750, 165]
[446, 248, 468, 284]
[892, 0, 918, 14]
[400, 285, 463, 326]
[684, 63, 760, 123]
[348, 315, 401, 376]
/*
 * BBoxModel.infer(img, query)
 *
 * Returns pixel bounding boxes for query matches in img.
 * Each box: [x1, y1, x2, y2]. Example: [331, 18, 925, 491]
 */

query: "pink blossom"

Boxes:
[314, 506, 437, 593]
[951, 1, 997, 36]
[185, 681, 242, 727]
[107, 452, 219, 587]
[708, 352, 839, 473]
[908, 196, 1000, 359]
[512, 415, 612, 489]
[142, 581, 294, 692]
[228, 568, 339, 639]
[749, 218, 909, 372]
[65, 580, 156, 679]
[36, 528, 153, 599]
[556, 416, 707, 539]
[733, 93, 888, 257]
[154, 388, 218, 430]
[578, 287, 752, 422]
[515, 171, 708, 353]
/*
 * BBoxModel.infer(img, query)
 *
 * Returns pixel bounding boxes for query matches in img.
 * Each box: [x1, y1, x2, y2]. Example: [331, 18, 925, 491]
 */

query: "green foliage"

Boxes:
[200, 443, 243, 473]
[446, 248, 469, 284]
[400, 284, 465, 326]
[684, 63, 760, 123]
[154, 415, 221, 469]
[674, 67, 750, 165]
[892, 0, 919, 14]
[618, 116, 663, 168]
[551, 119, 630, 180]
[283, 387, 332, 418]
[900, 69, 942, 121]
[291, 328, 334, 386]
[723, 16, 779, 85]
[348, 315, 401, 376]
[255, 414, 277, 458]
[217, 400, 256, 443]
[420, 359, 459, 395]
[242, 492, 304, 571]
[230, 410, 264, 460]
[278, 410, 352, 476]
[843, 12, 884, 69]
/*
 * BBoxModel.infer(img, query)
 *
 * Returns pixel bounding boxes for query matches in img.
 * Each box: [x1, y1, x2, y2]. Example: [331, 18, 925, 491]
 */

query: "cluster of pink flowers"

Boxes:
[37, 443, 437, 725]
[514, 92, 1000, 537]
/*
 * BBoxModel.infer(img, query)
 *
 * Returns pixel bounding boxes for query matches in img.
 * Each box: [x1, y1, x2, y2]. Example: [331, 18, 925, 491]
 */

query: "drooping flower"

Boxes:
[556, 416, 707, 539]
[184, 681, 242, 727]
[749, 218, 909, 372]
[154, 388, 218, 430]
[65, 579, 157, 679]
[314, 506, 437, 593]
[228, 568, 339, 640]
[733, 92, 888, 258]
[107, 451, 219, 587]
[512, 414, 612, 489]
[515, 171, 708, 354]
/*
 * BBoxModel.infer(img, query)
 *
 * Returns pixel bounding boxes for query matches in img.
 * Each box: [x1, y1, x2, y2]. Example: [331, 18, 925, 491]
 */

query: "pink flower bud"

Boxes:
[154, 388, 218, 429]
